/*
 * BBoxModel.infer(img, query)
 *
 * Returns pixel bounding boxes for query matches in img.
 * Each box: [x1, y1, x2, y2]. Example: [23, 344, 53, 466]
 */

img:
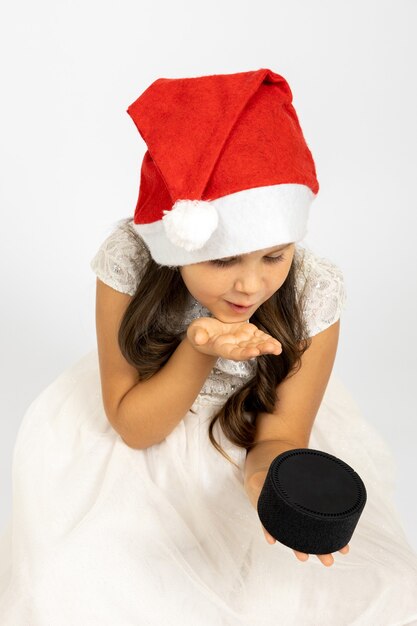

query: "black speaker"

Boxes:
[257, 448, 367, 554]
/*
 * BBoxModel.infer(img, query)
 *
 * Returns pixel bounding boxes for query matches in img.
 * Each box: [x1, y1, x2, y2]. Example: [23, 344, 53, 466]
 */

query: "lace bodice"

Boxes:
[90, 219, 347, 404]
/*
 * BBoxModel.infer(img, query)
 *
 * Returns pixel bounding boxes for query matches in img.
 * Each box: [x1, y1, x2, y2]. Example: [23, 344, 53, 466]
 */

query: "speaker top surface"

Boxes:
[270, 449, 366, 519]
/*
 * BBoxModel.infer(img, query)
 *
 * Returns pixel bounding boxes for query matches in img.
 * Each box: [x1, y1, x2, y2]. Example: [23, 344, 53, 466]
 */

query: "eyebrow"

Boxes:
[219, 243, 291, 261]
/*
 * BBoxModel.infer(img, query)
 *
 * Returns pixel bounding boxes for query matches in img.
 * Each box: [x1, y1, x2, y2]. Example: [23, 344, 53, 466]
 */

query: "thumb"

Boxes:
[194, 328, 208, 344]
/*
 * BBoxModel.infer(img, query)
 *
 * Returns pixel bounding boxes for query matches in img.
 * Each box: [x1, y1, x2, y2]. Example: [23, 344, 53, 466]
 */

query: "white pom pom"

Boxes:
[162, 199, 219, 251]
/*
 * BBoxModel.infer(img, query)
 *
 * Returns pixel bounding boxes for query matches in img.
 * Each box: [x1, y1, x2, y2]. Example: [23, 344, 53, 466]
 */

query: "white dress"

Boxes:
[1, 220, 417, 626]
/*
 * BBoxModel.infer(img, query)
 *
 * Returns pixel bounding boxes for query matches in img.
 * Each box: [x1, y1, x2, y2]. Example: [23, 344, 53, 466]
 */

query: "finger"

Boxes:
[257, 339, 282, 351]
[317, 554, 334, 567]
[294, 550, 334, 566]
[229, 343, 260, 358]
[262, 526, 276, 544]
[256, 332, 281, 346]
[235, 339, 261, 352]
[268, 344, 282, 354]
[241, 339, 276, 354]
[318, 545, 349, 566]
[259, 343, 282, 355]
[226, 340, 261, 357]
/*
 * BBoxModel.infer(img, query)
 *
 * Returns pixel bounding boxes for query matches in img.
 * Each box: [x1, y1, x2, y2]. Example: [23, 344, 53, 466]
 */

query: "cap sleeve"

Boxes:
[90, 220, 150, 296]
[294, 246, 347, 337]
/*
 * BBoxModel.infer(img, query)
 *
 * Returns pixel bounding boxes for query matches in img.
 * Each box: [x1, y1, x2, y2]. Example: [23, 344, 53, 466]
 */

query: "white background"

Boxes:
[0, 0, 416, 555]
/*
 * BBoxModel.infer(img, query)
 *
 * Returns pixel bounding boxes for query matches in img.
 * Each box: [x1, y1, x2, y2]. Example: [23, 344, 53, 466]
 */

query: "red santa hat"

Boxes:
[126, 68, 319, 267]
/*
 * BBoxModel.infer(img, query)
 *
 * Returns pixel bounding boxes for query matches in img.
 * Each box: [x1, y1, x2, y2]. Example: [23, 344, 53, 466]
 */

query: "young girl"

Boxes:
[1, 68, 417, 625]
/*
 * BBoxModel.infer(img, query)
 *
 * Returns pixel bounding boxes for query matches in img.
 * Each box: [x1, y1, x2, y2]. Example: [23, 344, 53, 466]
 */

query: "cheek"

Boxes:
[270, 264, 292, 291]
[181, 269, 224, 297]
[200, 274, 229, 297]
[278, 261, 293, 285]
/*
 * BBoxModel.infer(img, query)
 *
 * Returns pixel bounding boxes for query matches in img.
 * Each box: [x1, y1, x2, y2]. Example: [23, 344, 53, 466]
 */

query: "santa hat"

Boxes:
[126, 68, 319, 267]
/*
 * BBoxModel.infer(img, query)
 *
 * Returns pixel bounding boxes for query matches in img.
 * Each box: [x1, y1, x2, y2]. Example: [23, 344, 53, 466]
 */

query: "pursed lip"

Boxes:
[226, 300, 255, 307]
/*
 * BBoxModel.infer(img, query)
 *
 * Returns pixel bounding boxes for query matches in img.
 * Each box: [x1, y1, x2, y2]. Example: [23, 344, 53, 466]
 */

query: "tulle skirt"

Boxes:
[0, 348, 417, 625]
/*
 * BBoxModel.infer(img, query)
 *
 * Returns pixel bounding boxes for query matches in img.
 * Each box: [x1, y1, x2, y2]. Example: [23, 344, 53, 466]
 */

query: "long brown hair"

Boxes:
[116, 217, 312, 469]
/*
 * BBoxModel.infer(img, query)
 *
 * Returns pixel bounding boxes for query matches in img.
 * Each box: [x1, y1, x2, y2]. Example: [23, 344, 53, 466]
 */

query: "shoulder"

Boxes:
[293, 244, 347, 337]
[90, 218, 151, 295]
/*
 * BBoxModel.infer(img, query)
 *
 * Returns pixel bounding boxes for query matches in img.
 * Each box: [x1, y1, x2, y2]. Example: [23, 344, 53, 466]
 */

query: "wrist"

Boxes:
[244, 469, 269, 510]
[244, 439, 301, 487]
[183, 334, 218, 364]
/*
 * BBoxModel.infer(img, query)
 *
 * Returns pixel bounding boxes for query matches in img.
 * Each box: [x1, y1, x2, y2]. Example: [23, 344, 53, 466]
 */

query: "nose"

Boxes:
[233, 271, 263, 298]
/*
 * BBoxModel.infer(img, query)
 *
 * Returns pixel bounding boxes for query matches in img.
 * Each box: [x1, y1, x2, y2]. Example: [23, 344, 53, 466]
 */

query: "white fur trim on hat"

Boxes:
[133, 183, 315, 267]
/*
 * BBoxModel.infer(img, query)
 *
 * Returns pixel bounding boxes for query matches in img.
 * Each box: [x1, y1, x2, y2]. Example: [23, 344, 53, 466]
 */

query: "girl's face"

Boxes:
[179, 243, 295, 322]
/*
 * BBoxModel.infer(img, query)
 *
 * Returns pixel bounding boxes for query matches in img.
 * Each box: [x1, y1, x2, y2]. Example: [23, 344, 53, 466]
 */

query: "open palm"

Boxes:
[187, 317, 282, 361]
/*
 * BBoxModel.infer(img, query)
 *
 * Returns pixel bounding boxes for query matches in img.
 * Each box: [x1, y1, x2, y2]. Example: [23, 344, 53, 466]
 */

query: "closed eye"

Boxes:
[210, 254, 286, 267]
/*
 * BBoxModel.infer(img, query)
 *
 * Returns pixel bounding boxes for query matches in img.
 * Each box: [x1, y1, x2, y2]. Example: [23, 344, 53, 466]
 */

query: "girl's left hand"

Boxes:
[244, 470, 350, 567]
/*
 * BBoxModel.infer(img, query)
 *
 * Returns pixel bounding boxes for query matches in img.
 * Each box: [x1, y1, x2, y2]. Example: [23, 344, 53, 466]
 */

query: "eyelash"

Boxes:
[210, 254, 286, 267]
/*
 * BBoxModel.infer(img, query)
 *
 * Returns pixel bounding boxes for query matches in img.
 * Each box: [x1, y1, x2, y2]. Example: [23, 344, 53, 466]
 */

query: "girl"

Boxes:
[1, 68, 417, 625]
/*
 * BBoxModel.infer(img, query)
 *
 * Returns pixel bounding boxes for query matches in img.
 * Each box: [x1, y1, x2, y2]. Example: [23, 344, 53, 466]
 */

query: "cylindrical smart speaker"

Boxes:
[257, 448, 367, 554]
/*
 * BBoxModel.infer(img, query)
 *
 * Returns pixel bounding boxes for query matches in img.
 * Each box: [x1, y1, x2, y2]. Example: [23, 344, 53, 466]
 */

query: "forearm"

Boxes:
[243, 439, 303, 488]
[116, 336, 218, 449]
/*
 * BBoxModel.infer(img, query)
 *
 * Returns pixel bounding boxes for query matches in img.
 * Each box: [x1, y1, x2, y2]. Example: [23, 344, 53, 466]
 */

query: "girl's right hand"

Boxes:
[187, 317, 282, 361]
